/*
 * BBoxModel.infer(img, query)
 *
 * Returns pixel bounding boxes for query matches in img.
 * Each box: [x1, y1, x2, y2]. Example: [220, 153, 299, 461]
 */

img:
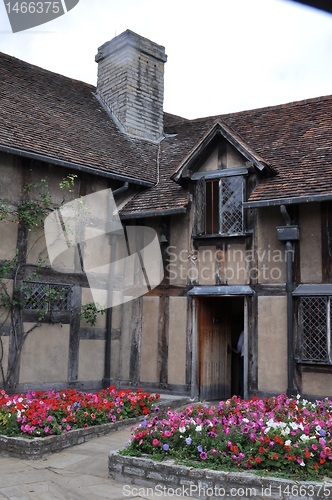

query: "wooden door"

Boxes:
[198, 298, 231, 401]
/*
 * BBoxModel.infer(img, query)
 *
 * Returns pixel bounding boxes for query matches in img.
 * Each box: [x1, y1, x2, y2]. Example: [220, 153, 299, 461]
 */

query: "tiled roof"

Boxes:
[123, 95, 332, 215]
[2, 51, 332, 213]
[223, 96, 332, 203]
[0, 52, 158, 184]
[120, 115, 216, 217]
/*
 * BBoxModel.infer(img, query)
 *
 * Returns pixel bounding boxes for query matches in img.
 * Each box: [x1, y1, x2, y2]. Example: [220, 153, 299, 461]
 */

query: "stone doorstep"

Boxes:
[109, 453, 332, 500]
[0, 395, 192, 461]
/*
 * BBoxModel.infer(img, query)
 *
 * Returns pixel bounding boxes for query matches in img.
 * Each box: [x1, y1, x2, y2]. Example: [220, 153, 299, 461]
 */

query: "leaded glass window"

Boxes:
[300, 296, 331, 363]
[24, 283, 71, 312]
[196, 175, 244, 235]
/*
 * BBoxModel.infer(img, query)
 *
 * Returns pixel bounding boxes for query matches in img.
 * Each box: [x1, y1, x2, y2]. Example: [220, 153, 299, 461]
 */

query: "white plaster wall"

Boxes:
[258, 296, 287, 393]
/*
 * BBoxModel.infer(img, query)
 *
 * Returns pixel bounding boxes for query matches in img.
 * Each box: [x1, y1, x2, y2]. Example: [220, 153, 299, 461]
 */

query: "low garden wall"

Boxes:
[0, 416, 142, 460]
[108, 453, 332, 500]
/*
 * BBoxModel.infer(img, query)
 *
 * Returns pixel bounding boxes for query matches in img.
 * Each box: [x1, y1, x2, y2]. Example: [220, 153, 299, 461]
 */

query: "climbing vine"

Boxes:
[0, 172, 101, 390]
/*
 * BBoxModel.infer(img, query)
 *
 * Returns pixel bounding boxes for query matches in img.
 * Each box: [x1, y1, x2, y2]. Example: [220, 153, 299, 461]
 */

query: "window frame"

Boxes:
[297, 295, 332, 365]
[195, 168, 247, 237]
[24, 282, 72, 313]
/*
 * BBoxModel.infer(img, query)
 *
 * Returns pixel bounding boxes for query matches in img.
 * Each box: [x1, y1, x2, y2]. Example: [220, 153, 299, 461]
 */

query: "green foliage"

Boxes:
[0, 409, 9, 430]
[19, 179, 51, 229]
[59, 174, 77, 194]
[80, 302, 107, 327]
[0, 199, 10, 222]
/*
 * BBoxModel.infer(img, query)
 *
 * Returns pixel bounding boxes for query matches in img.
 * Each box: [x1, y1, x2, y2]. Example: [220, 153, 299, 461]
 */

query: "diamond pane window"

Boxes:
[300, 296, 330, 363]
[196, 175, 244, 235]
[221, 176, 243, 234]
[25, 283, 71, 312]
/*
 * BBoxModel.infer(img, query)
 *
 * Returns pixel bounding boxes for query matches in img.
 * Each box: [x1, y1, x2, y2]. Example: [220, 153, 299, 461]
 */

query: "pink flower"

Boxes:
[153, 439, 159, 446]
[66, 425, 71, 431]
[312, 443, 318, 451]
[212, 448, 217, 454]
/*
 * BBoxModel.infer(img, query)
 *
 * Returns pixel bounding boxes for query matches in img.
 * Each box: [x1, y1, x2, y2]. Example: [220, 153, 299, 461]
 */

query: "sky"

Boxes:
[0, 0, 332, 119]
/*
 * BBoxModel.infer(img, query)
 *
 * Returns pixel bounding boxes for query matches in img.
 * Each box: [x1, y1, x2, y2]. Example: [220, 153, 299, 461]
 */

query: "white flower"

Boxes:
[300, 461, 305, 467]
[195, 425, 202, 432]
[316, 425, 321, 432]
[18, 397, 23, 403]
[179, 426, 186, 433]
[243, 418, 249, 423]
[285, 440, 291, 446]
[300, 434, 309, 442]
[297, 394, 301, 400]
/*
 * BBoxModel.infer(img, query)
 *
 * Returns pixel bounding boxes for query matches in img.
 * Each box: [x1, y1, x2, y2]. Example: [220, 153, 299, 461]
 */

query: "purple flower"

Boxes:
[200, 451, 207, 460]
[186, 437, 192, 445]
[320, 429, 326, 437]
[163, 443, 169, 451]
[141, 420, 147, 427]
[197, 445, 203, 453]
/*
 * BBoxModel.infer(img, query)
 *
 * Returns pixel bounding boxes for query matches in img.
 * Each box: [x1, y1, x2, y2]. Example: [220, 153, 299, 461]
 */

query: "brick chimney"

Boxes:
[95, 30, 167, 142]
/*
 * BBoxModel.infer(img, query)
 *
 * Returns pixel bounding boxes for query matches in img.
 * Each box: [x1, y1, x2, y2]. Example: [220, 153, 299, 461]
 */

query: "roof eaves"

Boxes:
[120, 206, 187, 220]
[0, 144, 155, 188]
[244, 192, 332, 208]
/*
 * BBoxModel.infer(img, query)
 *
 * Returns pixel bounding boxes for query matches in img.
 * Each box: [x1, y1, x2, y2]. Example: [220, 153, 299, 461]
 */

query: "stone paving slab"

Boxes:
[0, 396, 195, 499]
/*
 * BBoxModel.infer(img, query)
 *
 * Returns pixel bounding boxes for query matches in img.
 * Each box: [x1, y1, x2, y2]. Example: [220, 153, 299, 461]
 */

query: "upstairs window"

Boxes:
[196, 174, 244, 235]
[300, 296, 331, 363]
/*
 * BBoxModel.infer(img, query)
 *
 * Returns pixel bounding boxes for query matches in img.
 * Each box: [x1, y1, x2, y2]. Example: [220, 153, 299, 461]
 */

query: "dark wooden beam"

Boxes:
[67, 286, 81, 383]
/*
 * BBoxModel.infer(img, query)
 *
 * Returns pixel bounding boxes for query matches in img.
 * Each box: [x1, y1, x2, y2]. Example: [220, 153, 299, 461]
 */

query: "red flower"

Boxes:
[255, 457, 261, 464]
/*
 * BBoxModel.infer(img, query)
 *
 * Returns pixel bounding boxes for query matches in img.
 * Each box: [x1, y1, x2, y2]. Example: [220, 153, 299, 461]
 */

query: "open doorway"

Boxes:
[197, 296, 244, 401]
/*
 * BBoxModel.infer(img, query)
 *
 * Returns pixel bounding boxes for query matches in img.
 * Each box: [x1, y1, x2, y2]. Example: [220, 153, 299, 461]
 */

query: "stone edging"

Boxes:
[0, 416, 143, 460]
[108, 453, 332, 500]
[0, 396, 192, 460]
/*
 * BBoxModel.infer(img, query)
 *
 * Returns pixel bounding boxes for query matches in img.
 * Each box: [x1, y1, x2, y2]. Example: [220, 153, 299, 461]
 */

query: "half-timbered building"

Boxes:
[1, 30, 332, 399]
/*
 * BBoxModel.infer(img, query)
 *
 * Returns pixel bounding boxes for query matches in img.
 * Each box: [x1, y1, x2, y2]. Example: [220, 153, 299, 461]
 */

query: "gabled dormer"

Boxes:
[171, 120, 276, 239]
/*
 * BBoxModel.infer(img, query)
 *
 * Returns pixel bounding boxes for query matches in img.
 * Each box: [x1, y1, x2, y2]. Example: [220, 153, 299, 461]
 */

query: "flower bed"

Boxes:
[122, 394, 332, 480]
[0, 386, 159, 438]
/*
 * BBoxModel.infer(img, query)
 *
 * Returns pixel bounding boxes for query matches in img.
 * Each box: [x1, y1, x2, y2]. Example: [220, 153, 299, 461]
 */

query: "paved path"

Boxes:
[0, 396, 195, 499]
